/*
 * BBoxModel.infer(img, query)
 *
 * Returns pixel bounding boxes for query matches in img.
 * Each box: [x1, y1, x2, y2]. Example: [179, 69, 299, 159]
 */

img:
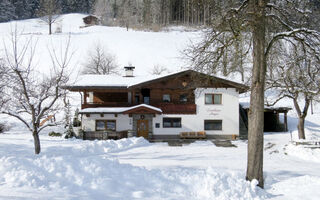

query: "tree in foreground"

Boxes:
[82, 43, 119, 75]
[266, 41, 320, 139]
[1, 30, 73, 154]
[185, 0, 320, 188]
[38, 0, 60, 35]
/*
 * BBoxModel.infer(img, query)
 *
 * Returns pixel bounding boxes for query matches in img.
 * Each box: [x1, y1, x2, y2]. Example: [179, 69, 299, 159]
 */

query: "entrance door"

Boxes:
[137, 119, 149, 138]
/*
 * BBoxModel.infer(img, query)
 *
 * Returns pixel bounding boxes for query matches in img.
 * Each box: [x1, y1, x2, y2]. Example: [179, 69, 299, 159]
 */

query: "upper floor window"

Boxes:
[135, 93, 140, 104]
[163, 118, 181, 128]
[179, 94, 188, 102]
[205, 94, 222, 104]
[163, 94, 171, 102]
[143, 97, 150, 104]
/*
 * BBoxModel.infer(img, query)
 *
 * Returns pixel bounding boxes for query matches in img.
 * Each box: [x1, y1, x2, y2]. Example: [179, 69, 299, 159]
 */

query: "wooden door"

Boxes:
[137, 120, 149, 138]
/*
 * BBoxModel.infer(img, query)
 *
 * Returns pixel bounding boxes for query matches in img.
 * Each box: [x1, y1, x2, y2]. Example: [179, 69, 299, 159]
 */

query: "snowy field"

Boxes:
[1, 14, 320, 199]
[0, 13, 200, 78]
[0, 128, 320, 200]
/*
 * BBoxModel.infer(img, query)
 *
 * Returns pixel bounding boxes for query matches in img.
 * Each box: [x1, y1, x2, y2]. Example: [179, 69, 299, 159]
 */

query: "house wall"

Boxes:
[81, 88, 239, 138]
[152, 88, 239, 137]
[81, 114, 132, 132]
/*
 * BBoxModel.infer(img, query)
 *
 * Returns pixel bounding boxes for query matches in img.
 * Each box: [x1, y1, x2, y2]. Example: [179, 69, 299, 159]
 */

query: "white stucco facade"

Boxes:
[152, 88, 239, 136]
[80, 88, 239, 137]
[82, 114, 132, 132]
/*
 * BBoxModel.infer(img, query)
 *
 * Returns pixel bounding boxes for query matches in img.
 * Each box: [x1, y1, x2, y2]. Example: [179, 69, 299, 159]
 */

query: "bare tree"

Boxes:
[184, 0, 320, 188]
[38, 0, 60, 35]
[0, 58, 7, 108]
[266, 41, 320, 139]
[150, 64, 169, 75]
[82, 44, 119, 75]
[1, 30, 73, 154]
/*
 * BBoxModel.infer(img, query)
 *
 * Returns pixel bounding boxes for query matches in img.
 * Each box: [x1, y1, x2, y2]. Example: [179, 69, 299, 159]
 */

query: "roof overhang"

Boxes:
[63, 85, 127, 92]
[79, 104, 162, 114]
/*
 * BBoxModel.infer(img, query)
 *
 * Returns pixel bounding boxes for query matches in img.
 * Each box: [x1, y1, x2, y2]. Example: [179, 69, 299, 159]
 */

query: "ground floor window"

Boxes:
[204, 120, 222, 130]
[163, 118, 181, 128]
[96, 120, 116, 131]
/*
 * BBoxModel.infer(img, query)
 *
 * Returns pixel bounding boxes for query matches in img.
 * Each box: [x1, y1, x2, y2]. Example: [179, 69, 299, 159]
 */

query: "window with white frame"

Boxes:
[96, 120, 116, 131]
[163, 118, 181, 128]
[205, 94, 222, 104]
[204, 120, 222, 130]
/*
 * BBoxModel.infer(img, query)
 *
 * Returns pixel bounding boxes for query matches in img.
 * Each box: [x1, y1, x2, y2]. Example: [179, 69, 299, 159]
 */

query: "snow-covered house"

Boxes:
[66, 68, 248, 140]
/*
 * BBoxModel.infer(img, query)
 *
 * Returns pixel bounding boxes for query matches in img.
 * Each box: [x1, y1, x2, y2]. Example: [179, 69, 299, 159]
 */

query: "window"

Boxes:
[135, 93, 140, 104]
[96, 120, 116, 131]
[143, 96, 150, 104]
[205, 94, 222, 104]
[179, 94, 188, 102]
[163, 94, 171, 102]
[204, 120, 222, 130]
[163, 118, 181, 128]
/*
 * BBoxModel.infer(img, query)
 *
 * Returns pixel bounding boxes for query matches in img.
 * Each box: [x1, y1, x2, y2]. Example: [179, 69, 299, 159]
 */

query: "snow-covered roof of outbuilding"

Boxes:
[79, 104, 162, 114]
[240, 102, 292, 112]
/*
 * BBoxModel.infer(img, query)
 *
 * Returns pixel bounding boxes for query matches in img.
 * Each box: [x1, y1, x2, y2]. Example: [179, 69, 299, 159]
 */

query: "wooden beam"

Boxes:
[284, 112, 288, 132]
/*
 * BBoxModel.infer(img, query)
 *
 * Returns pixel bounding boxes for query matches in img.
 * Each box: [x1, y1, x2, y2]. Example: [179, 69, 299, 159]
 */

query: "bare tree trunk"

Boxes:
[246, 0, 267, 189]
[33, 131, 41, 154]
[293, 97, 310, 140]
[297, 117, 306, 139]
[49, 22, 52, 35]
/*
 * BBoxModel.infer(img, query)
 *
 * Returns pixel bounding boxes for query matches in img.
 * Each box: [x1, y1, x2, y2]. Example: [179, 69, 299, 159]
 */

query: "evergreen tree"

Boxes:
[0, 0, 16, 22]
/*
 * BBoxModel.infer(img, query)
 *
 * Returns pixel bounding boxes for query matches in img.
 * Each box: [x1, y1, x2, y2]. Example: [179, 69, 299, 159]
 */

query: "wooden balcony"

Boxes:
[152, 103, 197, 114]
[81, 102, 131, 109]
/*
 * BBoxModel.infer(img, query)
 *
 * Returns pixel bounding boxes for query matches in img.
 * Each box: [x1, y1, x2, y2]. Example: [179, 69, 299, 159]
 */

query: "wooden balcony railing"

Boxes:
[81, 102, 131, 109]
[153, 103, 197, 114]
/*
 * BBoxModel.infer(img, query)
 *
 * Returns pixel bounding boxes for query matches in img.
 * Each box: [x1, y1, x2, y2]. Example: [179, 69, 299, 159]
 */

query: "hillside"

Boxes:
[0, 14, 199, 77]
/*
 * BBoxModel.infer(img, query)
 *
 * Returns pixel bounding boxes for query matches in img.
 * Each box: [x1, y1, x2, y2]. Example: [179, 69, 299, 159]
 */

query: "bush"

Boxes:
[64, 124, 75, 139]
[0, 123, 9, 133]
[0, 123, 5, 133]
[78, 129, 85, 139]
[73, 119, 81, 127]
[48, 131, 62, 137]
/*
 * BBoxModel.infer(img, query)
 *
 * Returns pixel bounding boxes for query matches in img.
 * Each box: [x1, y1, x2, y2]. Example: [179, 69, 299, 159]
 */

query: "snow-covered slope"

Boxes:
[0, 13, 199, 78]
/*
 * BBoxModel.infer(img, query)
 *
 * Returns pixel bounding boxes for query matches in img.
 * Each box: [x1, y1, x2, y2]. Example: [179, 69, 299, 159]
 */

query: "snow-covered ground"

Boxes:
[0, 130, 319, 200]
[1, 13, 320, 199]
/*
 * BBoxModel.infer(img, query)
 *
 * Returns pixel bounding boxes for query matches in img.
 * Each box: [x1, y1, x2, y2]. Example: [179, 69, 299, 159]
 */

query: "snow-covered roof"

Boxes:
[71, 73, 163, 88]
[67, 69, 248, 92]
[79, 104, 162, 114]
[240, 102, 291, 111]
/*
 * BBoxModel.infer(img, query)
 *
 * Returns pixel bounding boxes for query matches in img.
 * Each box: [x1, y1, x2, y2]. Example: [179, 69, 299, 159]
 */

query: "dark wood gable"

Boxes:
[129, 70, 248, 93]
